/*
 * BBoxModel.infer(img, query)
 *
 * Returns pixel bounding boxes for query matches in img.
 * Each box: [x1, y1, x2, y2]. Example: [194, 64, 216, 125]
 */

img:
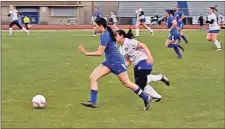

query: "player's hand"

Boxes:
[178, 19, 182, 22]
[168, 29, 171, 32]
[78, 45, 87, 55]
[146, 58, 153, 64]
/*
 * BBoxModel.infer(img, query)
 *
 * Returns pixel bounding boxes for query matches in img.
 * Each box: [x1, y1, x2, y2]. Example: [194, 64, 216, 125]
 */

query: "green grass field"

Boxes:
[2, 30, 224, 128]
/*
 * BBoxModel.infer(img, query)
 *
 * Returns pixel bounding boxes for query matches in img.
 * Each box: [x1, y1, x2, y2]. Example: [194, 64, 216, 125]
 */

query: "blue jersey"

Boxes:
[100, 30, 125, 64]
[93, 12, 101, 19]
[167, 16, 178, 34]
[175, 11, 184, 23]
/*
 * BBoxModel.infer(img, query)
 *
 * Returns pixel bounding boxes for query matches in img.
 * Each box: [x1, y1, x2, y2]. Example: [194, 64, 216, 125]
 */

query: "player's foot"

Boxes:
[81, 101, 97, 108]
[93, 34, 97, 37]
[160, 73, 170, 86]
[151, 97, 162, 102]
[144, 96, 152, 111]
[178, 44, 184, 51]
[7, 34, 12, 36]
[216, 48, 223, 51]
[151, 32, 154, 36]
[185, 41, 188, 43]
[135, 35, 140, 37]
[177, 56, 183, 59]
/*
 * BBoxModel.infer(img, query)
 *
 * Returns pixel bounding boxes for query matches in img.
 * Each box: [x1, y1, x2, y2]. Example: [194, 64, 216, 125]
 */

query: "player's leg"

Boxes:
[147, 73, 170, 86]
[135, 20, 141, 36]
[8, 21, 16, 35]
[211, 32, 222, 51]
[117, 71, 152, 110]
[134, 69, 162, 101]
[165, 34, 184, 58]
[81, 63, 111, 108]
[142, 23, 154, 36]
[25, 23, 29, 30]
[206, 33, 212, 42]
[179, 23, 188, 43]
[15, 20, 29, 34]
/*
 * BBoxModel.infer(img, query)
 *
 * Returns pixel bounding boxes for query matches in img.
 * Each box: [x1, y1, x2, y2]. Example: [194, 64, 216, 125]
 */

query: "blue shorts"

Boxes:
[134, 60, 153, 71]
[168, 32, 180, 41]
[139, 18, 146, 23]
[177, 22, 184, 29]
[208, 30, 220, 33]
[102, 61, 127, 75]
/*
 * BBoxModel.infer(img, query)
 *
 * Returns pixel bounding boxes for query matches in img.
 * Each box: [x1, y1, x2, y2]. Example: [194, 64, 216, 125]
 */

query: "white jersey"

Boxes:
[119, 38, 147, 66]
[208, 13, 219, 30]
[111, 14, 118, 23]
[218, 14, 224, 23]
[9, 9, 19, 21]
[136, 8, 145, 20]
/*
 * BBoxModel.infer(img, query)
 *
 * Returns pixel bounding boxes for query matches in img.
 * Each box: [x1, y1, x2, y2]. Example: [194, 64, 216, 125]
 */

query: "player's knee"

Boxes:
[89, 75, 97, 82]
[206, 37, 211, 41]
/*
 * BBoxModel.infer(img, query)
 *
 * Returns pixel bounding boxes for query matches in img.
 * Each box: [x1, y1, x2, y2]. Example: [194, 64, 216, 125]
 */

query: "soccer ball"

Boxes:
[32, 95, 46, 108]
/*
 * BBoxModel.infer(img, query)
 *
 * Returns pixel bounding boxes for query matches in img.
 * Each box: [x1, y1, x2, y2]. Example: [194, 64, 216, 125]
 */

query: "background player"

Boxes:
[135, 5, 154, 36]
[78, 17, 152, 110]
[7, 6, 29, 35]
[218, 13, 224, 29]
[23, 16, 30, 31]
[110, 12, 119, 30]
[115, 28, 170, 101]
[91, 7, 101, 36]
[198, 14, 205, 31]
[174, 6, 188, 43]
[164, 9, 184, 59]
[205, 6, 222, 51]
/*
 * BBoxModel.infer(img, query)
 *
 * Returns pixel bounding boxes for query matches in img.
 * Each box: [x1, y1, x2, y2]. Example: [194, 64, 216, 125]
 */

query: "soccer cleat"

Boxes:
[81, 101, 97, 108]
[92, 34, 97, 37]
[160, 73, 170, 86]
[216, 48, 223, 51]
[178, 44, 184, 51]
[151, 32, 154, 36]
[144, 96, 153, 111]
[151, 97, 162, 102]
[7, 34, 12, 36]
[177, 56, 183, 59]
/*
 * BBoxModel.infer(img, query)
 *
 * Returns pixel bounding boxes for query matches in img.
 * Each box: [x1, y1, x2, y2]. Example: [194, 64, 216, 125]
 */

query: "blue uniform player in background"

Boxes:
[78, 17, 153, 110]
[174, 6, 188, 43]
[164, 9, 184, 59]
[91, 7, 102, 36]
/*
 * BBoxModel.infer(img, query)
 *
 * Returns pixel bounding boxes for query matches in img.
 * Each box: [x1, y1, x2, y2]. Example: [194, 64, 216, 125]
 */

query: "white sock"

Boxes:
[9, 28, 12, 35]
[136, 28, 139, 36]
[144, 84, 162, 98]
[147, 74, 162, 83]
[22, 27, 29, 33]
[214, 40, 221, 49]
[147, 27, 153, 33]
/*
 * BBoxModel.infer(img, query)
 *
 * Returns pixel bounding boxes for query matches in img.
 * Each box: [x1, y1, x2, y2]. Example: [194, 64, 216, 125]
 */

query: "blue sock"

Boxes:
[168, 43, 180, 48]
[134, 88, 149, 102]
[173, 47, 182, 57]
[90, 89, 98, 104]
[181, 35, 188, 43]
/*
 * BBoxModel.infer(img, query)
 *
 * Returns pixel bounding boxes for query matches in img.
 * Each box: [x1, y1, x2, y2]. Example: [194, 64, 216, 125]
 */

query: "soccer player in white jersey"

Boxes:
[7, 6, 29, 35]
[206, 6, 222, 51]
[218, 13, 224, 29]
[115, 28, 170, 101]
[135, 5, 154, 37]
[110, 12, 119, 30]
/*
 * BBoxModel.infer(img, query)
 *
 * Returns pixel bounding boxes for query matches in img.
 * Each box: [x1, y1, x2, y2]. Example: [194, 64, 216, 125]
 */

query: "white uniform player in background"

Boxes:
[135, 5, 154, 37]
[115, 29, 170, 101]
[110, 12, 119, 30]
[7, 6, 29, 35]
[206, 6, 222, 51]
[218, 13, 224, 29]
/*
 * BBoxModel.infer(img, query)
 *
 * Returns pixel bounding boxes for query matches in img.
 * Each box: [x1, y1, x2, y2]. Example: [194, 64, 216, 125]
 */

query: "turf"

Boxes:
[2, 30, 224, 128]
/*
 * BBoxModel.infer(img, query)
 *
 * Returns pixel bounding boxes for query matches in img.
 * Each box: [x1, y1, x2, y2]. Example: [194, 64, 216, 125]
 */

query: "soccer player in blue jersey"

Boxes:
[164, 9, 184, 59]
[174, 6, 188, 43]
[78, 17, 153, 110]
[91, 7, 102, 36]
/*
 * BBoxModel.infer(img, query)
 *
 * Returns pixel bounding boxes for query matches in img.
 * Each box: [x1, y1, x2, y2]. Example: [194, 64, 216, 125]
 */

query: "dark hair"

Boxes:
[169, 9, 176, 16]
[94, 17, 116, 42]
[115, 28, 135, 39]
[210, 5, 218, 12]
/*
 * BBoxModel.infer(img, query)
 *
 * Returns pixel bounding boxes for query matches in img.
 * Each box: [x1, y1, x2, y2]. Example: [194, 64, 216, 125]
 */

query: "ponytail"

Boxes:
[210, 5, 218, 12]
[126, 28, 135, 39]
[169, 9, 176, 16]
[106, 26, 116, 42]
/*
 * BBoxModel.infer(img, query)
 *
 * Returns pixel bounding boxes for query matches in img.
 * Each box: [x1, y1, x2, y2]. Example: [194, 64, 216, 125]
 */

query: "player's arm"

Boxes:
[7, 10, 12, 17]
[179, 13, 185, 21]
[79, 45, 105, 56]
[169, 19, 177, 31]
[139, 11, 144, 16]
[125, 57, 132, 67]
[136, 42, 153, 63]
[205, 19, 214, 24]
